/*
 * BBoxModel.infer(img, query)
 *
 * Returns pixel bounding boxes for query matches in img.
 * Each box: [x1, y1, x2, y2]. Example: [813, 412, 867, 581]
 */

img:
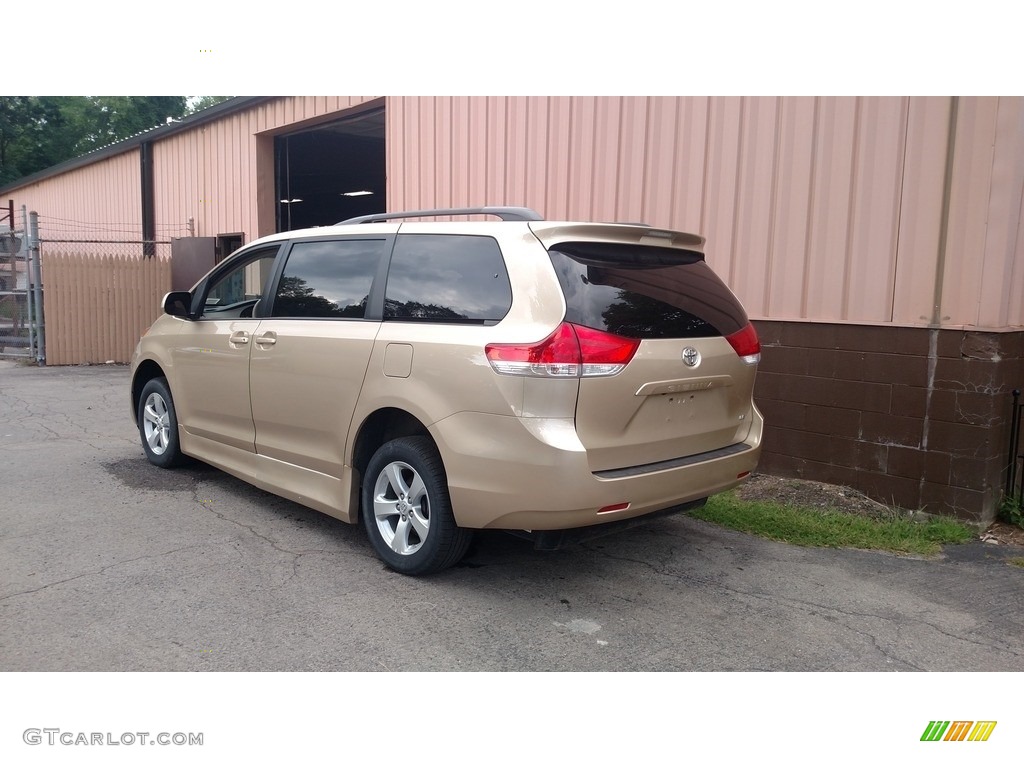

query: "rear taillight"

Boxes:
[726, 322, 760, 365]
[486, 322, 639, 378]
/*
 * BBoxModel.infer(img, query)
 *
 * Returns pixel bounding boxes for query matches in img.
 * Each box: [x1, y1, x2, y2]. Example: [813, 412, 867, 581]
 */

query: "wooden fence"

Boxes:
[41, 253, 171, 365]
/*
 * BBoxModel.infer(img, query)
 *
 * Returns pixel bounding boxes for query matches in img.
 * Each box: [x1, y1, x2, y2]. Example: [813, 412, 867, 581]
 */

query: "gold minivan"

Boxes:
[131, 207, 763, 574]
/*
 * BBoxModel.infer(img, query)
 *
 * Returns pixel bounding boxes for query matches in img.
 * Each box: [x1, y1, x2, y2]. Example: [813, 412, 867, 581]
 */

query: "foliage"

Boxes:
[0, 97, 63, 184]
[998, 495, 1024, 528]
[186, 96, 232, 114]
[0, 96, 188, 185]
[694, 490, 975, 557]
[85, 96, 187, 145]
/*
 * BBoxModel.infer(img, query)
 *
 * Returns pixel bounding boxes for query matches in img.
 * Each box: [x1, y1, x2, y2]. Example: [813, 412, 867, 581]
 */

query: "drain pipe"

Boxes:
[921, 97, 959, 456]
[141, 141, 155, 258]
[930, 96, 959, 329]
[919, 95, 959, 514]
[1008, 390, 1021, 497]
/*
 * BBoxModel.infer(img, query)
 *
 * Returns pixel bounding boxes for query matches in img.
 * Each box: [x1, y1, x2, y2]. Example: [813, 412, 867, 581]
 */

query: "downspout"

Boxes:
[930, 96, 959, 328]
[140, 141, 155, 257]
[921, 96, 959, 460]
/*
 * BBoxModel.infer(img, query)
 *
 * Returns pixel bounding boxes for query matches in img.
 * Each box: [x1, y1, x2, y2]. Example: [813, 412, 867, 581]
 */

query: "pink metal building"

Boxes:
[3, 96, 1022, 521]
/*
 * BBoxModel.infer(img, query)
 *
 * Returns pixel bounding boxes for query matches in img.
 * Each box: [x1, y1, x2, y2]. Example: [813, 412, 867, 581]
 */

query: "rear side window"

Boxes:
[384, 234, 512, 324]
[272, 239, 385, 318]
[548, 242, 748, 339]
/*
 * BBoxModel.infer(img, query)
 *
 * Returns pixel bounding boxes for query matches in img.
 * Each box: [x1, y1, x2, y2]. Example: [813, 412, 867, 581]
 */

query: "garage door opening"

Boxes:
[275, 107, 385, 232]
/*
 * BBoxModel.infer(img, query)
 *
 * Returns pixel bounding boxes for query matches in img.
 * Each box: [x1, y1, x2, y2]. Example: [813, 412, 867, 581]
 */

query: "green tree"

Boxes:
[0, 96, 189, 185]
[0, 97, 64, 184]
[187, 96, 232, 114]
[77, 96, 187, 150]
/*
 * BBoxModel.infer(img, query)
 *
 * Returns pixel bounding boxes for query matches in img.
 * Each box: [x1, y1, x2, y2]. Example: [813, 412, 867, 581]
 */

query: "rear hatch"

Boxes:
[540, 229, 760, 473]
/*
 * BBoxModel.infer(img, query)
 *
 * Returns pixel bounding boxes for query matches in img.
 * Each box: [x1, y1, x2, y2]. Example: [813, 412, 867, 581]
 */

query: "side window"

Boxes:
[272, 239, 384, 318]
[384, 234, 512, 323]
[202, 248, 279, 319]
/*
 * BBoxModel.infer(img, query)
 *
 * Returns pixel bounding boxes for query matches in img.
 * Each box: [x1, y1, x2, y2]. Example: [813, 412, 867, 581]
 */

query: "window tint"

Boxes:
[272, 239, 385, 318]
[202, 249, 278, 319]
[549, 242, 748, 339]
[384, 235, 512, 323]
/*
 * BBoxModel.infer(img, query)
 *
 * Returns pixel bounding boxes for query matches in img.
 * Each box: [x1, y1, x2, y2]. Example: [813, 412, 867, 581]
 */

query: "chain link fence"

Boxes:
[1, 210, 180, 363]
[35, 211, 183, 260]
[39, 239, 172, 260]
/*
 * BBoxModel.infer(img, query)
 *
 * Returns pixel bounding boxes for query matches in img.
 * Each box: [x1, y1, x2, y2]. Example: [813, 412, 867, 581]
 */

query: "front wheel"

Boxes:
[362, 436, 472, 575]
[137, 377, 187, 468]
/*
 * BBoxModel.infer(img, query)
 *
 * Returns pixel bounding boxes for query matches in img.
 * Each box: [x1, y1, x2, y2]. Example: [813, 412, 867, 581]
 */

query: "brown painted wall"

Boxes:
[754, 320, 1024, 521]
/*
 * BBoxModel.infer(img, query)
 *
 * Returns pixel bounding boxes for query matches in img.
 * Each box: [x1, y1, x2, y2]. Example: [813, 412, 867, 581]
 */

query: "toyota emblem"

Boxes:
[682, 347, 701, 367]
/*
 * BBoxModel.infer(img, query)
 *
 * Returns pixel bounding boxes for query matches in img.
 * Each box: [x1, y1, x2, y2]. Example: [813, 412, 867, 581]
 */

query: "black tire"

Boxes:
[137, 377, 187, 468]
[361, 436, 473, 575]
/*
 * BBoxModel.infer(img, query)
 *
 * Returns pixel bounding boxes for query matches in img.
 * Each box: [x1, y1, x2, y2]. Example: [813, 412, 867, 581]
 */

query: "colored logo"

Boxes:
[921, 721, 997, 742]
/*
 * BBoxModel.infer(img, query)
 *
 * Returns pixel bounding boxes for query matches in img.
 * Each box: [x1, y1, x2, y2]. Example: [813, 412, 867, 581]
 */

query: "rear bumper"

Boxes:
[521, 498, 709, 550]
[430, 405, 762, 531]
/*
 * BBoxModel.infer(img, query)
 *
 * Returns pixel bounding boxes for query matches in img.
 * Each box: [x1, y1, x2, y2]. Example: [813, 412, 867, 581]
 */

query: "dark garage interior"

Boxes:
[275, 107, 385, 232]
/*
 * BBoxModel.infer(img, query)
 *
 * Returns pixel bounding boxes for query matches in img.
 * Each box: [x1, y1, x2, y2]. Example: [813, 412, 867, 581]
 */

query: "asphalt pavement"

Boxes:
[1, 359, 1023, 672]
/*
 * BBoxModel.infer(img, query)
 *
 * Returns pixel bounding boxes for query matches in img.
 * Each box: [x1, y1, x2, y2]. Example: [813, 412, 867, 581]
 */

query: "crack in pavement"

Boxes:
[187, 484, 360, 588]
[581, 540, 1023, 667]
[0, 544, 212, 603]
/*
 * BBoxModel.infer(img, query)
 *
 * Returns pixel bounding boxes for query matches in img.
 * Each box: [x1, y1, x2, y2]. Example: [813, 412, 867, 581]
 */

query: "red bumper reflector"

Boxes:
[597, 502, 631, 515]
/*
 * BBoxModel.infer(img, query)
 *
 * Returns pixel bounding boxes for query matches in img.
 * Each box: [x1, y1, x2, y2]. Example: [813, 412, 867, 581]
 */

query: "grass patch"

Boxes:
[1009, 558, 1024, 569]
[694, 490, 975, 557]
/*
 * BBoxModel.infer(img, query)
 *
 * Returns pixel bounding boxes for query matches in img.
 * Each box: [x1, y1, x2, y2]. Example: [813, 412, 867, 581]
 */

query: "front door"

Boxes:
[171, 248, 279, 452]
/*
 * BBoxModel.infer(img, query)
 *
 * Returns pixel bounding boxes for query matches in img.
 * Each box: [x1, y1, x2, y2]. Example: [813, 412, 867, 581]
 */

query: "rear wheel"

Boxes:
[138, 377, 187, 468]
[362, 436, 472, 575]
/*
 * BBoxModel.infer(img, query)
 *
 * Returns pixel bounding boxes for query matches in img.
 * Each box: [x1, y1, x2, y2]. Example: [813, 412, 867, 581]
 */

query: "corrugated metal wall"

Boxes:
[9, 97, 382, 248]
[6, 96, 1024, 332]
[11, 150, 143, 244]
[941, 97, 1024, 330]
[153, 96, 381, 241]
[388, 95, 1024, 330]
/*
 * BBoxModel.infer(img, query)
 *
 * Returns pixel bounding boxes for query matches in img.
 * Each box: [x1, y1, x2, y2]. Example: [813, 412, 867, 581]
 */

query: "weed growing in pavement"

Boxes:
[998, 495, 1024, 528]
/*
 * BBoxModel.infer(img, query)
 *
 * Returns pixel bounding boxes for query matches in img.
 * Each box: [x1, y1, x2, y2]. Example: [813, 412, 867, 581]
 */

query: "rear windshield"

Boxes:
[548, 242, 748, 339]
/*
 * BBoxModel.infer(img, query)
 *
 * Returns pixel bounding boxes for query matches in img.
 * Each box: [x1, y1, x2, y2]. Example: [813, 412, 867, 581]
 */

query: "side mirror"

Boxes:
[162, 291, 194, 319]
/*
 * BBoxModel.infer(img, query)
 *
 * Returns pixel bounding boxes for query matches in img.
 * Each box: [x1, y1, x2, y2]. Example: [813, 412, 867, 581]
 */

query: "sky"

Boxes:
[16, 1, 1022, 96]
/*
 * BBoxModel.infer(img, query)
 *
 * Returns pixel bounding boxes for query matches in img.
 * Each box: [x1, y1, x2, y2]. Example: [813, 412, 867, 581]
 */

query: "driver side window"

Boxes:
[201, 248, 279, 319]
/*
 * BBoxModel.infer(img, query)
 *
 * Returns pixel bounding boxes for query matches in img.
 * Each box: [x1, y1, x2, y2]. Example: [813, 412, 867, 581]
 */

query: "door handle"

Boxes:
[254, 332, 277, 347]
[229, 331, 249, 345]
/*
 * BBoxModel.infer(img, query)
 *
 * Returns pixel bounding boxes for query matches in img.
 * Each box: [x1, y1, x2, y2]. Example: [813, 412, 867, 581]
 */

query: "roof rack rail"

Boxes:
[337, 206, 544, 225]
